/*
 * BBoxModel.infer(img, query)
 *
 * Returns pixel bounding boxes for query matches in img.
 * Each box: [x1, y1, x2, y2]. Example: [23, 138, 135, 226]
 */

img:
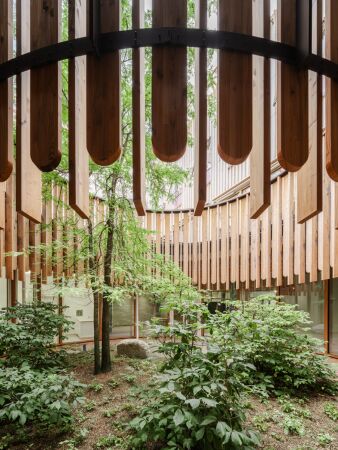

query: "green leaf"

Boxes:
[173, 409, 185, 426]
[195, 427, 205, 441]
[201, 398, 217, 408]
[200, 416, 216, 426]
[231, 430, 242, 447]
[215, 421, 231, 437]
[185, 398, 201, 409]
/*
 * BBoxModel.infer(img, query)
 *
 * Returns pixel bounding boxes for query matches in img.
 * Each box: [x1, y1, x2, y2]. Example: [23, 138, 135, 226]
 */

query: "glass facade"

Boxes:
[280, 281, 324, 346]
[329, 278, 338, 355]
[110, 297, 135, 338]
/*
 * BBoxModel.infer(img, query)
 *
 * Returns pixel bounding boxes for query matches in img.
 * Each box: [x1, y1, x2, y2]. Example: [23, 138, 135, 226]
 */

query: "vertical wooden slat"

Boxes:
[255, 217, 261, 289]
[230, 200, 240, 289]
[152, 0, 187, 162]
[277, 0, 308, 171]
[41, 198, 52, 283]
[297, 0, 322, 222]
[87, 0, 120, 165]
[310, 215, 318, 282]
[29, 221, 36, 282]
[30, 0, 61, 171]
[0, 0, 13, 182]
[322, 155, 331, 280]
[210, 208, 217, 286]
[17, 0, 42, 223]
[183, 212, 189, 276]
[17, 214, 25, 282]
[173, 212, 179, 266]
[69, 0, 89, 219]
[5, 174, 15, 280]
[240, 196, 250, 287]
[164, 213, 170, 261]
[325, 0, 338, 181]
[201, 209, 208, 287]
[271, 181, 277, 280]
[192, 215, 198, 285]
[250, 0, 270, 218]
[0, 183, 5, 230]
[298, 222, 306, 284]
[332, 183, 338, 277]
[287, 174, 295, 285]
[218, 0, 252, 164]
[276, 177, 283, 286]
[261, 206, 269, 282]
[52, 185, 63, 282]
[220, 205, 227, 287]
[194, 0, 207, 215]
[133, 0, 146, 215]
[155, 212, 161, 267]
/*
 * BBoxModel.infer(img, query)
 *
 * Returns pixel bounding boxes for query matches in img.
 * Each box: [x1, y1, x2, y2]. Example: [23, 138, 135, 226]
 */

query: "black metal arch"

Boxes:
[0, 28, 337, 83]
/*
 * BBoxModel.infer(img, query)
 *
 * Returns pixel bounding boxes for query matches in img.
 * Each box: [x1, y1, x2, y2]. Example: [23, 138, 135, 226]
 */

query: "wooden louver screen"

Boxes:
[0, 0, 338, 228]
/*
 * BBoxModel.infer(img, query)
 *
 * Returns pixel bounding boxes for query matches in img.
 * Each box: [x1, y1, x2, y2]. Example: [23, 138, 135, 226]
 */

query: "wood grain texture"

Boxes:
[17, 213, 27, 282]
[17, 0, 42, 223]
[69, 0, 89, 219]
[192, 215, 198, 284]
[325, 0, 338, 181]
[87, 0, 121, 166]
[194, 0, 207, 215]
[152, 0, 187, 162]
[183, 212, 189, 276]
[210, 207, 217, 286]
[201, 209, 208, 287]
[218, 0, 252, 164]
[276, 176, 283, 286]
[30, 0, 61, 171]
[297, 0, 322, 222]
[0, 0, 13, 182]
[133, 0, 146, 215]
[5, 174, 15, 280]
[0, 183, 5, 230]
[173, 212, 179, 266]
[322, 147, 331, 280]
[250, 0, 270, 218]
[277, 0, 308, 171]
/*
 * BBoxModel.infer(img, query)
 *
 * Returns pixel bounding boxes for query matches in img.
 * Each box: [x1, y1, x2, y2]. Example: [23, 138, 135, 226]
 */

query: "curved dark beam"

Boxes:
[0, 28, 337, 82]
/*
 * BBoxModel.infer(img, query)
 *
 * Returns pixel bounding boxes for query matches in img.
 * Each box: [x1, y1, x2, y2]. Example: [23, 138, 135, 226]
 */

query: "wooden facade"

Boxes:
[0, 0, 337, 223]
[0, 168, 336, 293]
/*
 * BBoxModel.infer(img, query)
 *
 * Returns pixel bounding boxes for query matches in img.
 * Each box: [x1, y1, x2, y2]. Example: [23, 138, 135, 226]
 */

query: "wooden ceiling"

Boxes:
[0, 0, 337, 227]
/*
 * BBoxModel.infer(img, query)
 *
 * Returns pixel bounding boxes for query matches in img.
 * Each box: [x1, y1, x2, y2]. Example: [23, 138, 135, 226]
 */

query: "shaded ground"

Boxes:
[2, 345, 338, 450]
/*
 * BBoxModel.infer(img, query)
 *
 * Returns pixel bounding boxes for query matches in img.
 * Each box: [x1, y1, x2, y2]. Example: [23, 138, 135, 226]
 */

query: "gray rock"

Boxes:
[116, 339, 149, 359]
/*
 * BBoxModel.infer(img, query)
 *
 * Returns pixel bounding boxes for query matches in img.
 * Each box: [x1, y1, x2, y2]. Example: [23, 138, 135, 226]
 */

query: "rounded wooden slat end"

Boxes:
[0, 162, 13, 183]
[88, 147, 121, 167]
[217, 143, 251, 165]
[32, 150, 62, 173]
[277, 149, 308, 173]
[326, 160, 338, 183]
[152, 139, 186, 163]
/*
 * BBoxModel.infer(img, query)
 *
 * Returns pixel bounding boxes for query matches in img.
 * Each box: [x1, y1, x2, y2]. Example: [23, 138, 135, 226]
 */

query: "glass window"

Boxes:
[329, 278, 338, 355]
[111, 297, 134, 338]
[281, 281, 324, 348]
[139, 297, 167, 337]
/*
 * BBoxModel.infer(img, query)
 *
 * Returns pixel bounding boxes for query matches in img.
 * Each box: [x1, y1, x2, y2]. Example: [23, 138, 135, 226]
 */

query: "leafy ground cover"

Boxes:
[1, 347, 337, 450]
[1, 297, 338, 449]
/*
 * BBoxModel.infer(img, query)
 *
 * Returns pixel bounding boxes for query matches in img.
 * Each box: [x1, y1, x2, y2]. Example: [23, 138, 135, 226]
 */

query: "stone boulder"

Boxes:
[116, 339, 149, 359]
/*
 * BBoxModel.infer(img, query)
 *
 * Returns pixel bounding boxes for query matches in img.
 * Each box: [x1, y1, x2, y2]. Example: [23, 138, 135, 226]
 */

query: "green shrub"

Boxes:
[324, 402, 338, 421]
[0, 364, 84, 430]
[130, 299, 259, 449]
[0, 302, 73, 369]
[209, 296, 338, 395]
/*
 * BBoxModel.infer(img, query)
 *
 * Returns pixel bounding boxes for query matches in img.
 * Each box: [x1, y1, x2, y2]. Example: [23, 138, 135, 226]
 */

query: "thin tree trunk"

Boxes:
[88, 219, 101, 375]
[101, 200, 115, 373]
